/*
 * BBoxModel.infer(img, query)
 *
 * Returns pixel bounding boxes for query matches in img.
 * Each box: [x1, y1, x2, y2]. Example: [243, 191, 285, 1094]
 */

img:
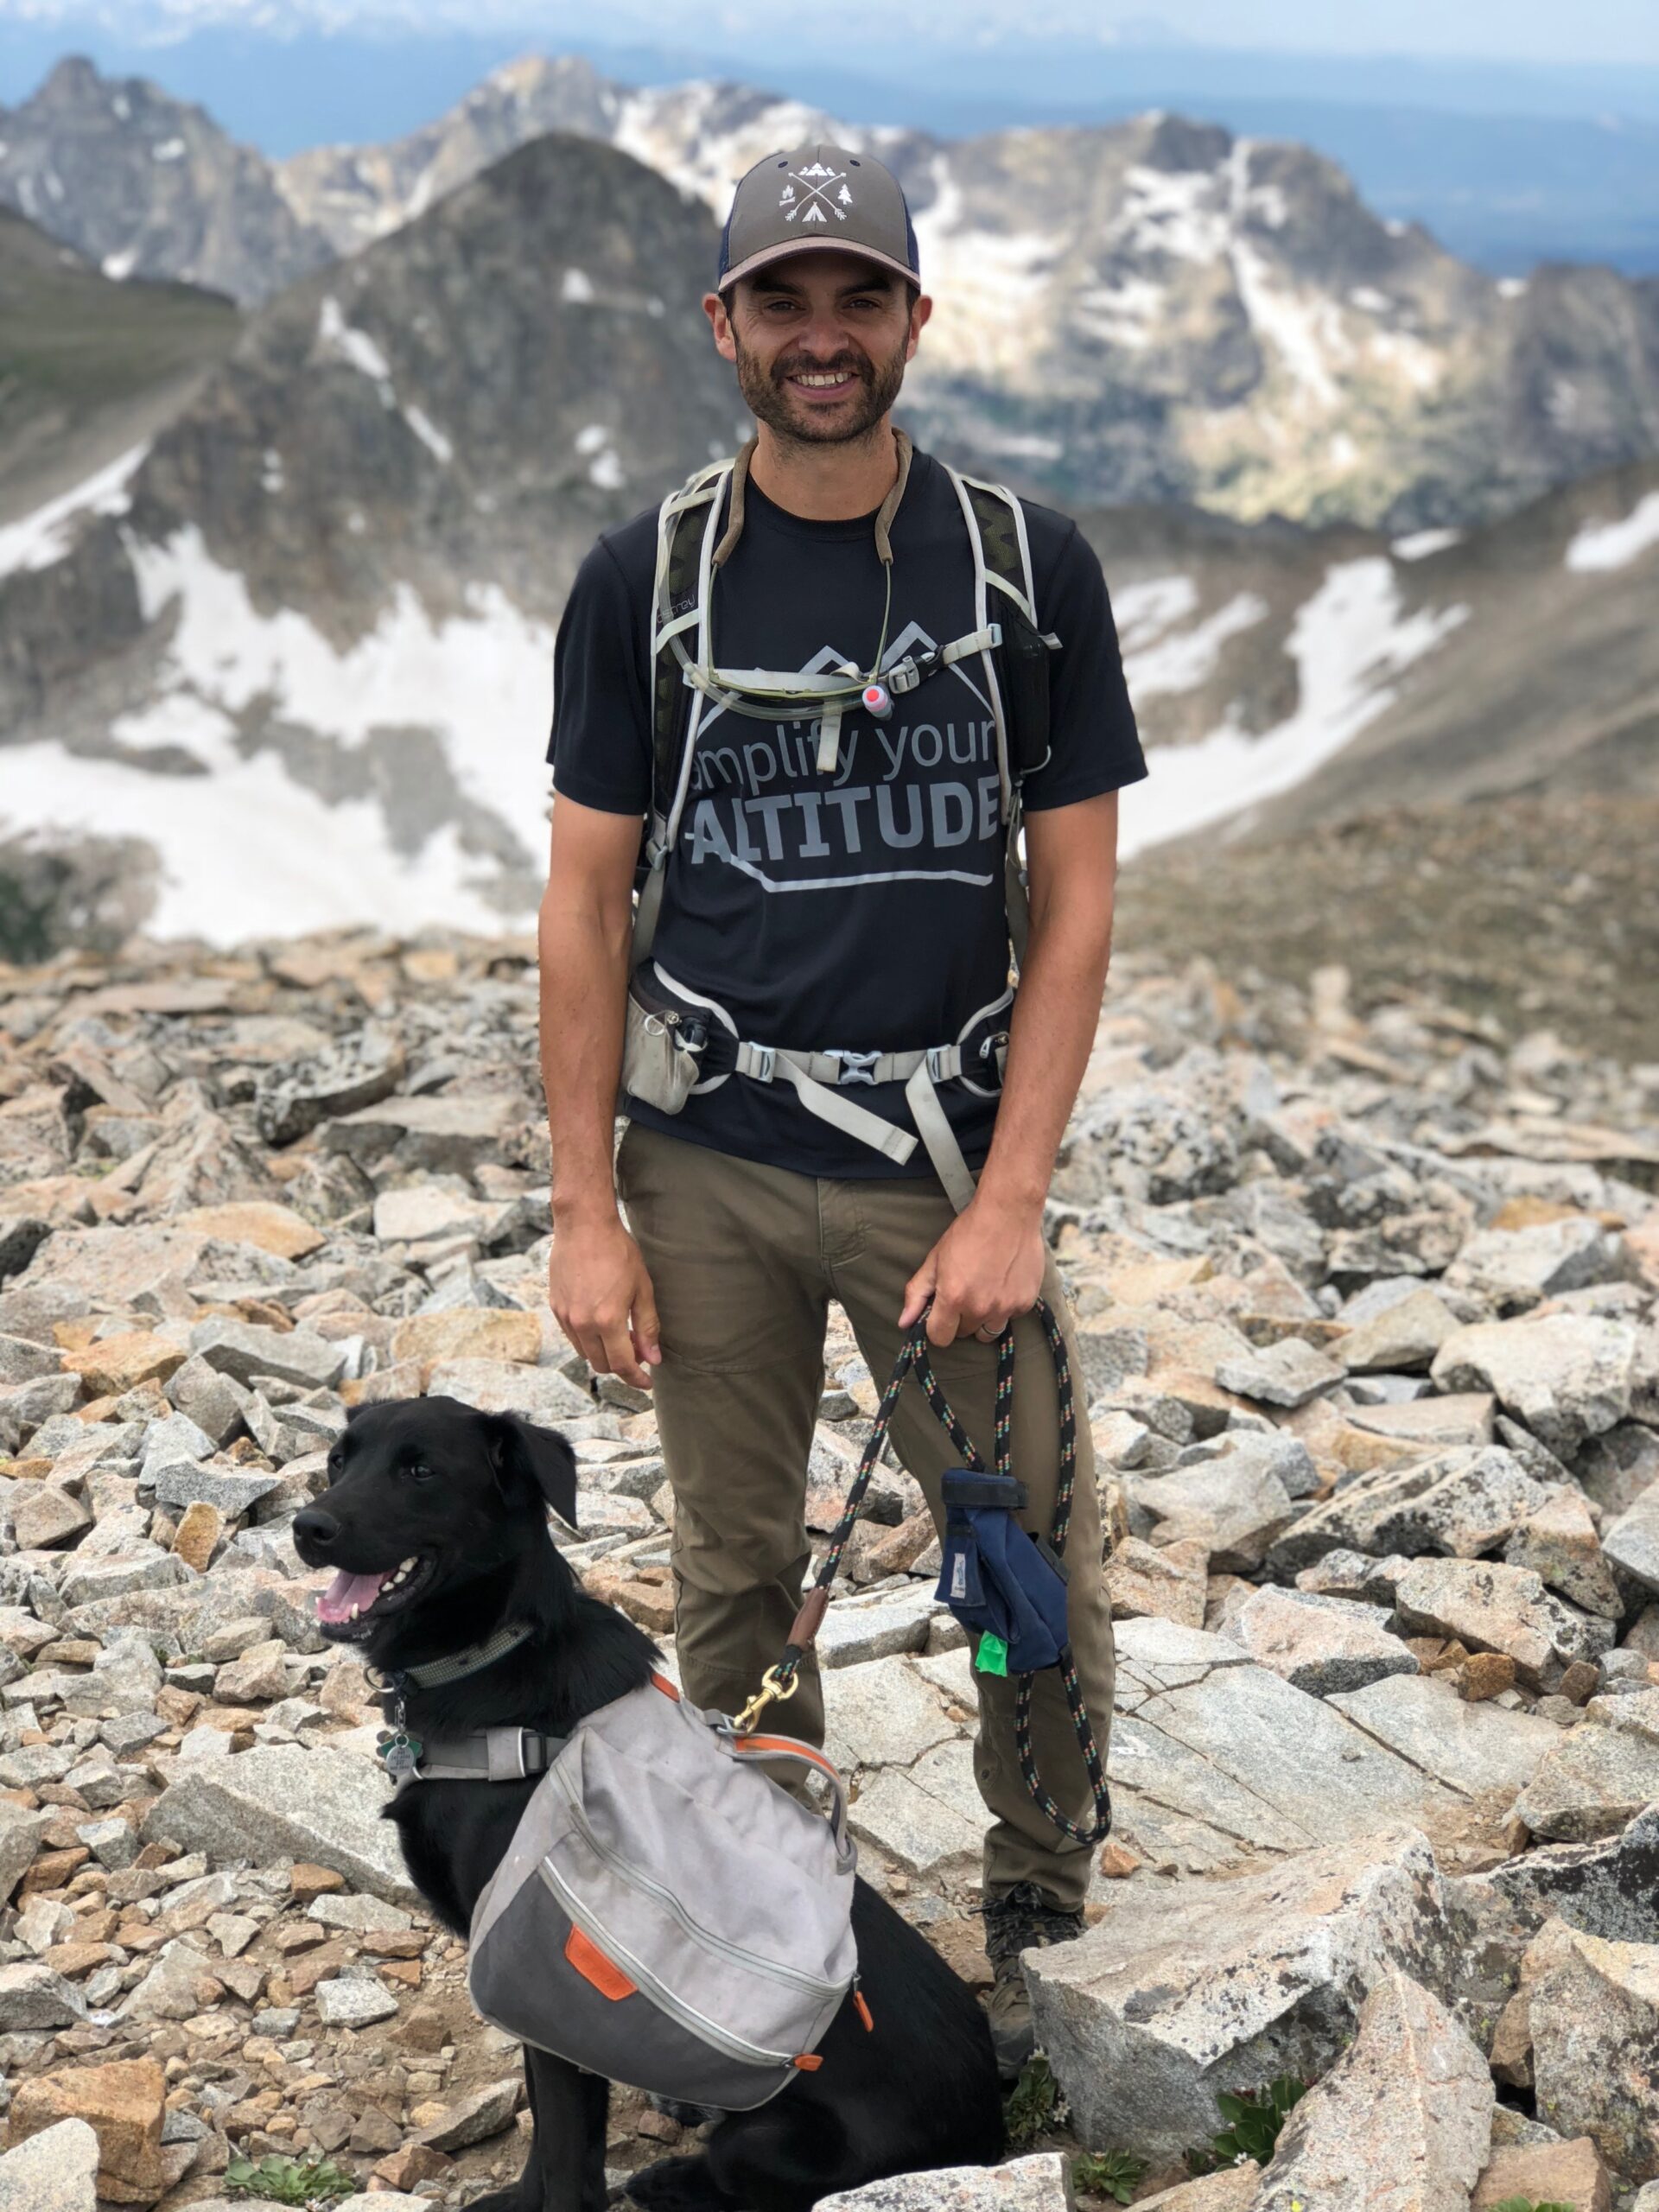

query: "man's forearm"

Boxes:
[539, 891, 632, 1225]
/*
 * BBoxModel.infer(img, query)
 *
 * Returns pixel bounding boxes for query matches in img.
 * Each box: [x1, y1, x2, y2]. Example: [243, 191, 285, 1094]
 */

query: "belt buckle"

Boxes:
[486, 1728, 533, 1783]
[826, 1049, 880, 1086]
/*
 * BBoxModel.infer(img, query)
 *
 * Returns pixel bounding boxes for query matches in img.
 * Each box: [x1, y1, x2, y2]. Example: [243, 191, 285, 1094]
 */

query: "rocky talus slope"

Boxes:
[0, 934, 1656, 2208]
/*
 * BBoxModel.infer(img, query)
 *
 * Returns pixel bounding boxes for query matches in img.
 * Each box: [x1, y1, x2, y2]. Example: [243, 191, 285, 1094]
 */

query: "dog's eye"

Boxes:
[405, 1462, 434, 1484]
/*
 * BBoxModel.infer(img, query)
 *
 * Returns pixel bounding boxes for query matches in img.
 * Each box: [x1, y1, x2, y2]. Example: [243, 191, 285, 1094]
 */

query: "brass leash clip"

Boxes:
[733, 1663, 800, 1736]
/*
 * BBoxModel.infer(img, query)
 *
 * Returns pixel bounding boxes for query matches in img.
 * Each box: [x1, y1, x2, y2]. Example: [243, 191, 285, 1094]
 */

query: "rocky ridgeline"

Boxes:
[0, 931, 1656, 2209]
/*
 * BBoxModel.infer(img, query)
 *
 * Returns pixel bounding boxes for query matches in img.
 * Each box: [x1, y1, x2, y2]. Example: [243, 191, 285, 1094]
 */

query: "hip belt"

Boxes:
[620, 962, 1013, 1213]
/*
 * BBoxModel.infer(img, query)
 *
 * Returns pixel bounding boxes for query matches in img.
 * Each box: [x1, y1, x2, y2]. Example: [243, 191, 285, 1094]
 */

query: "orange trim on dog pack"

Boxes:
[564, 1924, 636, 2001]
[651, 1672, 682, 1701]
[854, 1990, 874, 2031]
[792, 2052, 823, 2071]
[737, 1735, 838, 1784]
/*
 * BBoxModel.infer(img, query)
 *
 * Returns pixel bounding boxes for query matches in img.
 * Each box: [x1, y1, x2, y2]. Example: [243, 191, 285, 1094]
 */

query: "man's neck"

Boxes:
[747, 418, 900, 521]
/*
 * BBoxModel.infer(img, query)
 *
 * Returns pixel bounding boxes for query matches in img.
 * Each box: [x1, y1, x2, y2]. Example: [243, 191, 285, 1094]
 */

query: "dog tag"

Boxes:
[378, 1731, 423, 1777]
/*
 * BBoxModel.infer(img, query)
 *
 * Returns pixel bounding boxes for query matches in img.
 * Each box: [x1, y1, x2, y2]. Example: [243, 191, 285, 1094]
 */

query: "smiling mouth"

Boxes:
[315, 1554, 435, 1640]
[785, 368, 861, 398]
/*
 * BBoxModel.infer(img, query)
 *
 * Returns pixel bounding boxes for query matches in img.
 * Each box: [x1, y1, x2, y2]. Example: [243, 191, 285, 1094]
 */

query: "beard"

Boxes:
[734, 329, 909, 448]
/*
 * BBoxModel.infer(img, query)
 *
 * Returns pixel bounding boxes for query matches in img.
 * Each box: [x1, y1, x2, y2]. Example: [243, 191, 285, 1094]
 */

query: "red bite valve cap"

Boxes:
[862, 683, 893, 718]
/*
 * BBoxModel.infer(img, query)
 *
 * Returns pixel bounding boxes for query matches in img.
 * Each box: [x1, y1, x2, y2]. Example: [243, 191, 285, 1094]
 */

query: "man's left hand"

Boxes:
[899, 1190, 1047, 1347]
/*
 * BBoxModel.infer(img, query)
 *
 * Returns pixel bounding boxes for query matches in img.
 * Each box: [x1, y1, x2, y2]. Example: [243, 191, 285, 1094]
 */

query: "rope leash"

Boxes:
[735, 1299, 1112, 1847]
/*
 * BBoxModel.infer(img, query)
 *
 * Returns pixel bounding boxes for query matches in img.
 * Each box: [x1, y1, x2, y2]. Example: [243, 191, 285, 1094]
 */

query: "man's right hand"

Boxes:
[548, 1212, 662, 1390]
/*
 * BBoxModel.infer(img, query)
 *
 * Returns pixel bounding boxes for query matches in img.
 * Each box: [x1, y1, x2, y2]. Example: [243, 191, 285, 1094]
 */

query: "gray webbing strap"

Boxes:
[904, 1061, 979, 1213]
[408, 1726, 567, 1784]
[736, 1046, 918, 1167]
[731, 1042, 982, 1210]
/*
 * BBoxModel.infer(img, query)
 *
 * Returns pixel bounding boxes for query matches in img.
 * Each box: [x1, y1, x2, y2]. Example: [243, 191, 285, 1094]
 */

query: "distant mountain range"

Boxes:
[0, 130, 739, 947]
[5, 54, 1659, 537]
[3, 122, 1656, 950]
[6, 15, 1659, 268]
[2, 50, 1656, 955]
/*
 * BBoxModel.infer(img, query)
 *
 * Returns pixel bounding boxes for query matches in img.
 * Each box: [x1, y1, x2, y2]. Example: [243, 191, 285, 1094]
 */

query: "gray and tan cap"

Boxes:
[716, 143, 921, 294]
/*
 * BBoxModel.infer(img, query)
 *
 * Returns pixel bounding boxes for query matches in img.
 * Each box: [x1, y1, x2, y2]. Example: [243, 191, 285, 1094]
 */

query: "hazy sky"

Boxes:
[1120, 0, 1659, 62]
[4, 0, 1659, 67]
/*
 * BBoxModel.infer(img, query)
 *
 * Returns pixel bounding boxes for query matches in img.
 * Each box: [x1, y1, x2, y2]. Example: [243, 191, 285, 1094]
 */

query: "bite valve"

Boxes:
[861, 682, 893, 721]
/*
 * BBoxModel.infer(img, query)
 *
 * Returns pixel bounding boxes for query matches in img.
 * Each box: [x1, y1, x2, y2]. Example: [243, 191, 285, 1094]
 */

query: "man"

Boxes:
[540, 142, 1146, 2079]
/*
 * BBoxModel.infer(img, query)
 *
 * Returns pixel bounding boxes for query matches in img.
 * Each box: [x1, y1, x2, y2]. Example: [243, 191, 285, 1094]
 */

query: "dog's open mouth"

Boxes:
[315, 1553, 435, 1638]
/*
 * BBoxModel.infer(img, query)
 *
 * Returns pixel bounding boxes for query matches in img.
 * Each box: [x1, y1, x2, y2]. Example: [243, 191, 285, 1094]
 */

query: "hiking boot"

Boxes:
[982, 1880, 1085, 2083]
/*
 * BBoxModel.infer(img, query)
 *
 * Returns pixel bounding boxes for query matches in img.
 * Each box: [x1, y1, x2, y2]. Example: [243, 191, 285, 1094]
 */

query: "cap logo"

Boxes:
[782, 163, 853, 226]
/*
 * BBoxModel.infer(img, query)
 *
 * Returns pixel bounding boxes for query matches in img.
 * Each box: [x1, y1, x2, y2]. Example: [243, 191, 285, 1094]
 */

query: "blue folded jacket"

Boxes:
[934, 1470, 1069, 1673]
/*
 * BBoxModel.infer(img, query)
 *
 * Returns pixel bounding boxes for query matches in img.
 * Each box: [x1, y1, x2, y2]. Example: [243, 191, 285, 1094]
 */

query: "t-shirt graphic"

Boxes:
[549, 445, 1147, 1181]
[683, 621, 1005, 899]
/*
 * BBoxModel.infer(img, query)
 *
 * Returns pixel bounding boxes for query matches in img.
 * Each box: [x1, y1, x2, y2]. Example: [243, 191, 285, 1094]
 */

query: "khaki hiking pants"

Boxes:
[615, 1119, 1114, 1913]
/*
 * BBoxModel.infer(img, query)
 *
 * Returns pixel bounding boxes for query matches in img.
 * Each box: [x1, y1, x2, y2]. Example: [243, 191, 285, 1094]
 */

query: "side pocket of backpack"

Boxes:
[620, 978, 706, 1115]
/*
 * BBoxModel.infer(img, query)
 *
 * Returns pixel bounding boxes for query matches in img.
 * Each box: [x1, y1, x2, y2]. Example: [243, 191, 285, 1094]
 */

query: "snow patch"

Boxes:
[1392, 527, 1462, 562]
[124, 525, 556, 850]
[1122, 560, 1469, 858]
[561, 266, 595, 304]
[1115, 163, 1230, 263]
[1114, 575, 1198, 652]
[612, 89, 830, 214]
[574, 424, 624, 483]
[1123, 591, 1270, 699]
[1231, 235, 1344, 408]
[1073, 274, 1166, 349]
[404, 406, 453, 466]
[406, 166, 438, 222]
[974, 429, 1063, 464]
[1348, 287, 1391, 314]
[1225, 140, 1345, 407]
[1498, 276, 1529, 300]
[910, 157, 1063, 379]
[150, 137, 186, 162]
[1367, 326, 1444, 395]
[261, 449, 285, 495]
[318, 296, 392, 385]
[1565, 490, 1659, 573]
[101, 247, 139, 281]
[0, 733, 508, 946]
[0, 444, 149, 580]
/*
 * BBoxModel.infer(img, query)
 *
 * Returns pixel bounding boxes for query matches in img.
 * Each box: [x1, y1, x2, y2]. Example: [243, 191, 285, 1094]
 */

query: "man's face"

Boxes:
[703, 252, 931, 447]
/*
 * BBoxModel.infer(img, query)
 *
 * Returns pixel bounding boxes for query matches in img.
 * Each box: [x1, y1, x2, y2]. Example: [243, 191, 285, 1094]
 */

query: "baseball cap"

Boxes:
[716, 143, 921, 295]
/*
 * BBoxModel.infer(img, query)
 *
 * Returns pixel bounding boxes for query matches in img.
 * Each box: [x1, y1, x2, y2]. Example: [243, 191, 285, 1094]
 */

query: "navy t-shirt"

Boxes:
[547, 443, 1147, 1180]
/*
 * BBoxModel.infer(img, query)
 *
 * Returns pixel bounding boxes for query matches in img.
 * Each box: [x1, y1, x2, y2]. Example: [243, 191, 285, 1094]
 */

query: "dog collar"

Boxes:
[385, 1618, 537, 1694]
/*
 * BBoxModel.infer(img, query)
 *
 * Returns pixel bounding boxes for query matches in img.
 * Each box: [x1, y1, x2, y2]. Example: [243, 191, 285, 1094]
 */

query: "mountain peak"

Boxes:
[35, 54, 105, 103]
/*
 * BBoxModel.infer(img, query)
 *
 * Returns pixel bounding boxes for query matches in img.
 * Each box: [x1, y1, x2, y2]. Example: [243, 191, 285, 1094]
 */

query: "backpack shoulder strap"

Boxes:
[941, 462, 1051, 974]
[651, 460, 730, 803]
[635, 460, 734, 963]
[952, 467, 1040, 630]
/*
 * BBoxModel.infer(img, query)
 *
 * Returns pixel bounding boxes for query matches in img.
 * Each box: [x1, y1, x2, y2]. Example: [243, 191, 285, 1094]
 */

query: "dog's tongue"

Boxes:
[316, 1568, 391, 1624]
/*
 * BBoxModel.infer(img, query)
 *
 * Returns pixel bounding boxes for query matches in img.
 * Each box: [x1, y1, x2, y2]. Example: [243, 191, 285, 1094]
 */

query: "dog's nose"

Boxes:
[293, 1508, 341, 1553]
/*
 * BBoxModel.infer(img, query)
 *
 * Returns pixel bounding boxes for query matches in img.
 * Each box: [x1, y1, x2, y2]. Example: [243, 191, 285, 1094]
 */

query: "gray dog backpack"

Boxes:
[466, 1673, 862, 2109]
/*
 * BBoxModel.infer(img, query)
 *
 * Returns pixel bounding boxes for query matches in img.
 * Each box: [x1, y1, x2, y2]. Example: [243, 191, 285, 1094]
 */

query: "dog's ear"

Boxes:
[486, 1414, 578, 1532]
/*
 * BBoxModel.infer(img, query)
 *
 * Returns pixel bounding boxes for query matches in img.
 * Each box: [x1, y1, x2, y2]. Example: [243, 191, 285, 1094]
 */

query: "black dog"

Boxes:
[292, 1395, 1004, 2212]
